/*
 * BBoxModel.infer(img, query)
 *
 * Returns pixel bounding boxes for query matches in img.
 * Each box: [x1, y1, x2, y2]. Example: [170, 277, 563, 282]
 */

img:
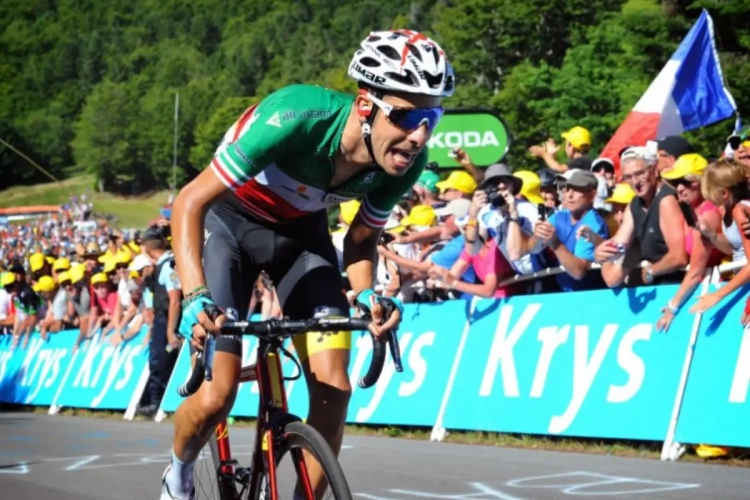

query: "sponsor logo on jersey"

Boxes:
[352, 62, 387, 86]
[233, 143, 252, 165]
[282, 111, 296, 121]
[266, 112, 282, 128]
[362, 172, 377, 184]
[280, 184, 311, 200]
[300, 110, 332, 119]
[322, 192, 356, 204]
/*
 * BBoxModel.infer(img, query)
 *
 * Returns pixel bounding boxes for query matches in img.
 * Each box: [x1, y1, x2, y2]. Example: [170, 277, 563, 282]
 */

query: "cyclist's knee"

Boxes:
[306, 350, 352, 412]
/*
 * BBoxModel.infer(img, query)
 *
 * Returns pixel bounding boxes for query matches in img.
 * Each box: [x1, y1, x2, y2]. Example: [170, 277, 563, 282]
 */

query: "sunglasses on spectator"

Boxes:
[727, 131, 750, 151]
[366, 92, 444, 133]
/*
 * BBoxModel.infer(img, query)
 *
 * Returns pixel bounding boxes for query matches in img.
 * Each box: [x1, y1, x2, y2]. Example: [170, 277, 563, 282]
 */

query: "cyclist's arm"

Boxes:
[344, 161, 424, 294]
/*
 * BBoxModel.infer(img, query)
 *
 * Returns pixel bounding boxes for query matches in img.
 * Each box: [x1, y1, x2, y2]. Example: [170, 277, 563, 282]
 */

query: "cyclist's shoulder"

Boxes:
[257, 84, 353, 122]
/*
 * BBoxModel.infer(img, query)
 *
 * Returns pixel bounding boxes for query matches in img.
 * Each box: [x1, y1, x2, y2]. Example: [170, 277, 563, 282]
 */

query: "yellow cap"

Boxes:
[339, 200, 361, 226]
[661, 153, 708, 180]
[400, 204, 437, 228]
[33, 275, 56, 293]
[605, 183, 637, 205]
[57, 271, 72, 285]
[435, 171, 477, 195]
[115, 249, 132, 265]
[52, 257, 71, 272]
[1, 272, 15, 287]
[90, 273, 109, 286]
[128, 241, 141, 254]
[29, 252, 46, 272]
[561, 126, 592, 150]
[69, 264, 86, 284]
[129, 270, 139, 279]
[513, 170, 544, 205]
[103, 258, 117, 274]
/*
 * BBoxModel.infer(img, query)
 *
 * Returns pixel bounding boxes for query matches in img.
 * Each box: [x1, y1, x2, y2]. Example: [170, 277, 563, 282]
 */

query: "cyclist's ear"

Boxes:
[355, 93, 373, 119]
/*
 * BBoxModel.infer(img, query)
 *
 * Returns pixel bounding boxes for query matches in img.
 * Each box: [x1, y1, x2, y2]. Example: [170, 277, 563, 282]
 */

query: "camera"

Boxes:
[484, 185, 506, 208]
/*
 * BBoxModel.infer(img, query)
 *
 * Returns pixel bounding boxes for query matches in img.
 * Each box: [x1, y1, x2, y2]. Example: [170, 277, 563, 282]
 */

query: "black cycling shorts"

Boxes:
[203, 199, 350, 357]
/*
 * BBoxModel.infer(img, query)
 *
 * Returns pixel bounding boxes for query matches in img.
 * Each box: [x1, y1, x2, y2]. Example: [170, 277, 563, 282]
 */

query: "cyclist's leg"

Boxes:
[273, 218, 351, 498]
[165, 202, 257, 499]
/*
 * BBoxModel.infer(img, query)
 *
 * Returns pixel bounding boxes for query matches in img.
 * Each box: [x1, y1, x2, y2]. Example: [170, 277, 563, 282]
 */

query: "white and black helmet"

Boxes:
[348, 30, 455, 97]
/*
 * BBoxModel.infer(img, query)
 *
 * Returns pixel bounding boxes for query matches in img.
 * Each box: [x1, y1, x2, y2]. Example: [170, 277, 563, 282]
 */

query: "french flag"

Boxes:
[600, 10, 737, 170]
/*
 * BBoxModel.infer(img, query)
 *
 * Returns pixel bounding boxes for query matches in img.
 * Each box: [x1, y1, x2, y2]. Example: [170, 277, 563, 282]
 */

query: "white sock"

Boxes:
[165, 450, 195, 499]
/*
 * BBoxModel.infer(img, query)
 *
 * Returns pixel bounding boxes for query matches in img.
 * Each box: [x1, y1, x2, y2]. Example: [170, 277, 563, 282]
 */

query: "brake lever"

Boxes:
[204, 335, 216, 382]
[386, 330, 403, 373]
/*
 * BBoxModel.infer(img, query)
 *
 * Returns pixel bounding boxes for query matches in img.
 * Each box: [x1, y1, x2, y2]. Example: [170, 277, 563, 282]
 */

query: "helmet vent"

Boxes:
[377, 45, 401, 61]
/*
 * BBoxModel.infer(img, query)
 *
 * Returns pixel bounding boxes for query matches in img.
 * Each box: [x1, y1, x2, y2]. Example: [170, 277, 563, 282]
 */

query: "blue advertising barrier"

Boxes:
[675, 284, 750, 448]
[440, 285, 697, 440]
[0, 327, 151, 411]
[0, 330, 77, 405]
[55, 329, 150, 410]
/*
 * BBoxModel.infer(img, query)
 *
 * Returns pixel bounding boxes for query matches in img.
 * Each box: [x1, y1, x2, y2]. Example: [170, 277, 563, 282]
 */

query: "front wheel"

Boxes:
[254, 421, 352, 500]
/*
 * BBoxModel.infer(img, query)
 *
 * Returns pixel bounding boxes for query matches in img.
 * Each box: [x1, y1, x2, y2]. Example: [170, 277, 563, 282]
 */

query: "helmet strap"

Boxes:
[358, 88, 382, 165]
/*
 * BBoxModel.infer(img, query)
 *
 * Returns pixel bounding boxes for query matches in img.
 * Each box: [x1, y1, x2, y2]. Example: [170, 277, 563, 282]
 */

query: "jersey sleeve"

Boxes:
[360, 154, 426, 229]
[160, 262, 181, 292]
[211, 89, 302, 191]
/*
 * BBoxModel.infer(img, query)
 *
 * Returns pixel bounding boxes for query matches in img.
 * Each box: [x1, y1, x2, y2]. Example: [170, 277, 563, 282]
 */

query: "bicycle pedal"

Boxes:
[234, 467, 251, 482]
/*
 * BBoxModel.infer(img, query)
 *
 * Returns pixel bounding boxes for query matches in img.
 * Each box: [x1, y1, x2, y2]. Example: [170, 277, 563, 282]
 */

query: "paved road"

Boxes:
[0, 411, 745, 499]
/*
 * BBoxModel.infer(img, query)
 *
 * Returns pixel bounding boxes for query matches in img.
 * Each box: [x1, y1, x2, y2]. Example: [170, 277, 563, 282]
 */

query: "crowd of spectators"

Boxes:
[343, 127, 750, 322]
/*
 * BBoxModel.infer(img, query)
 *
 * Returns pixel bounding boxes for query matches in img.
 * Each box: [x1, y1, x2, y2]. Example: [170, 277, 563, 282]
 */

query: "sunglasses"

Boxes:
[367, 92, 444, 133]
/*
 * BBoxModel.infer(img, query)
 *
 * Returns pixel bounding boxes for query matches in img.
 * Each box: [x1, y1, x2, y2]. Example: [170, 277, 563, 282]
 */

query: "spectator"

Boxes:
[591, 158, 616, 211]
[469, 164, 557, 294]
[656, 154, 727, 331]
[0, 272, 14, 333]
[656, 136, 695, 176]
[70, 264, 92, 351]
[412, 169, 443, 207]
[377, 199, 476, 300]
[448, 148, 488, 184]
[436, 171, 477, 202]
[537, 168, 560, 209]
[595, 146, 688, 287]
[600, 183, 637, 240]
[690, 159, 750, 314]
[29, 251, 53, 284]
[513, 170, 546, 206]
[88, 272, 118, 338]
[529, 126, 593, 173]
[34, 274, 70, 340]
[512, 170, 608, 292]
[51, 257, 71, 282]
[428, 216, 516, 299]
[137, 226, 182, 418]
[2, 270, 41, 348]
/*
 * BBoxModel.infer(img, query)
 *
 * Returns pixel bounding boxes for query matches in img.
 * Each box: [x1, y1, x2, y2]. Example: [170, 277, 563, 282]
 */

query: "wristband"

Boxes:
[185, 285, 209, 300]
[466, 219, 478, 228]
[666, 300, 679, 314]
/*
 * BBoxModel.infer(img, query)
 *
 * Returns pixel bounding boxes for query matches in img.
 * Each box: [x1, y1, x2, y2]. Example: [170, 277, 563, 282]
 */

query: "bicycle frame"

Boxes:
[213, 337, 316, 500]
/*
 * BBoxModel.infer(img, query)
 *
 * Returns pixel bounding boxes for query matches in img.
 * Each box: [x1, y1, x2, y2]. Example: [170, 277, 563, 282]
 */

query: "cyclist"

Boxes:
[161, 29, 455, 500]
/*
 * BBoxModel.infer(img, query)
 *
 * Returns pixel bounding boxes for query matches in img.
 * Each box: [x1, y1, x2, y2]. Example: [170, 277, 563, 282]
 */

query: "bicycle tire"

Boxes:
[252, 421, 352, 500]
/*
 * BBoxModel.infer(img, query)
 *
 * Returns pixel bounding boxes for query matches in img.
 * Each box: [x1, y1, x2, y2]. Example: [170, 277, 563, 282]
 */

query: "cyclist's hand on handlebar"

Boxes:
[354, 289, 403, 342]
[179, 296, 225, 351]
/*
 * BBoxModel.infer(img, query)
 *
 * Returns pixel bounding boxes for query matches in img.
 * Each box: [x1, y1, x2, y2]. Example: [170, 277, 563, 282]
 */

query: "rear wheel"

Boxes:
[253, 421, 352, 500]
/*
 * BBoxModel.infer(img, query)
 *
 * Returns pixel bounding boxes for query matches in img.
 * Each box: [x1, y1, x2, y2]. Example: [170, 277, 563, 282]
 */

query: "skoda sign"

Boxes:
[427, 110, 511, 168]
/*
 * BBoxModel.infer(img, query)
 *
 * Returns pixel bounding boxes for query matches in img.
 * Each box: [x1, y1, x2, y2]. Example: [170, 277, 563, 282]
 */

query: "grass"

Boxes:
[0, 175, 171, 229]
[12, 405, 748, 468]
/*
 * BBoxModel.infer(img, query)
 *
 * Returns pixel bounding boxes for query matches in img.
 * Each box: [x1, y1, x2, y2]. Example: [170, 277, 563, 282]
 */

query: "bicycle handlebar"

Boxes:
[178, 316, 402, 398]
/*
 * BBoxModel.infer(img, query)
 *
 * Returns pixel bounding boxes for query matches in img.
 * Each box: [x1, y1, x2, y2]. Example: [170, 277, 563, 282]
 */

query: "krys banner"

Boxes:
[427, 110, 511, 168]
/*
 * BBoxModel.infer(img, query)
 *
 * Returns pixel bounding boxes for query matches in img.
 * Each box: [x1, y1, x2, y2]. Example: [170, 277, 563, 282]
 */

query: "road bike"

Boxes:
[177, 313, 403, 500]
